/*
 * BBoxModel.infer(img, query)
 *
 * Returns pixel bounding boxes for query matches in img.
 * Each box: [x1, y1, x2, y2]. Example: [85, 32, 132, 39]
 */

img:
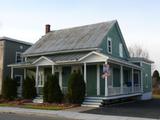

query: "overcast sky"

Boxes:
[0, 0, 159, 71]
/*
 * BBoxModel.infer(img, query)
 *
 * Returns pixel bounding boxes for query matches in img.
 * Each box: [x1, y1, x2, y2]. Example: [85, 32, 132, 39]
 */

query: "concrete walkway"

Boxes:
[0, 107, 156, 120]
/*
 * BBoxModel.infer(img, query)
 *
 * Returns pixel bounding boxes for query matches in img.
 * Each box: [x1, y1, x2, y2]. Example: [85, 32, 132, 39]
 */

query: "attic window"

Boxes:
[119, 43, 123, 57]
[107, 37, 112, 54]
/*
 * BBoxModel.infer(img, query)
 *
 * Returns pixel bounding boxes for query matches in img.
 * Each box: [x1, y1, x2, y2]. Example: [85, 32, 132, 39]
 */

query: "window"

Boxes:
[107, 37, 112, 54]
[38, 70, 44, 87]
[72, 66, 82, 73]
[15, 75, 22, 87]
[119, 43, 123, 57]
[16, 52, 23, 63]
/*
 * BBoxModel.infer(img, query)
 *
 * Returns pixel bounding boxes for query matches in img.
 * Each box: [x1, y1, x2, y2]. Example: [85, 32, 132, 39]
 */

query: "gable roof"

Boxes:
[23, 20, 116, 56]
[0, 36, 33, 46]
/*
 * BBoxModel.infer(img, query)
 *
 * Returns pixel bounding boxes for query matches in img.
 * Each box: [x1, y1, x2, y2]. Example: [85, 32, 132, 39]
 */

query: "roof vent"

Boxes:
[45, 24, 51, 34]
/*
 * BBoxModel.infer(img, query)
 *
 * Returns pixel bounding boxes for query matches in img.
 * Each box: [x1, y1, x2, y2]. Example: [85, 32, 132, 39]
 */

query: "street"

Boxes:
[0, 112, 78, 120]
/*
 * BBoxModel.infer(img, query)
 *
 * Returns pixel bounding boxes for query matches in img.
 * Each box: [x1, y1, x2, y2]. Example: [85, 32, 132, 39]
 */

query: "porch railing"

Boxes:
[108, 85, 141, 96]
[108, 87, 121, 96]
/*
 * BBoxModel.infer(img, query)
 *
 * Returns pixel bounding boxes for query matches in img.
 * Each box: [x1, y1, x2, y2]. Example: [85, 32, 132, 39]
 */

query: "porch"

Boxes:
[8, 51, 142, 100]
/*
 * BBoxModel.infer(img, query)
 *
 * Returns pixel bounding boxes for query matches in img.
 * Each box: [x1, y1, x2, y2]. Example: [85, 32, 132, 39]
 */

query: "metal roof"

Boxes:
[48, 52, 89, 62]
[24, 20, 116, 56]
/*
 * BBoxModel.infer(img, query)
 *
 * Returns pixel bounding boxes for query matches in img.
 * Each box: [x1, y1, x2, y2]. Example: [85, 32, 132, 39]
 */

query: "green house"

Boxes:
[9, 20, 153, 107]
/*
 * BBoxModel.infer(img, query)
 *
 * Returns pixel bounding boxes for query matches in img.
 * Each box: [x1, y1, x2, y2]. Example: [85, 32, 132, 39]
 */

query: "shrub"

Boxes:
[43, 78, 49, 102]
[68, 72, 86, 104]
[22, 76, 36, 99]
[43, 74, 63, 103]
[2, 77, 17, 100]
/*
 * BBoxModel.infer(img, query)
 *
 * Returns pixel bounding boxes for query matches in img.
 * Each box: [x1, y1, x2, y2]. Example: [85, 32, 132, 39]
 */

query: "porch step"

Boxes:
[81, 104, 100, 108]
[81, 97, 104, 107]
[84, 99, 103, 103]
[33, 97, 43, 103]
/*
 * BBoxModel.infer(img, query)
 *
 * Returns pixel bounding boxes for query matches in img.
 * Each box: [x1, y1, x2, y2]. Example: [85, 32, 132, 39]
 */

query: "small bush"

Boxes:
[2, 77, 17, 100]
[22, 76, 36, 99]
[43, 78, 49, 102]
[43, 74, 63, 103]
[68, 72, 86, 104]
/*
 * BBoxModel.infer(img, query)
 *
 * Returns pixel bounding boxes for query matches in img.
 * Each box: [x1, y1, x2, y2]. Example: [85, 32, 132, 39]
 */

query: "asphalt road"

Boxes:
[83, 99, 160, 119]
[0, 112, 77, 120]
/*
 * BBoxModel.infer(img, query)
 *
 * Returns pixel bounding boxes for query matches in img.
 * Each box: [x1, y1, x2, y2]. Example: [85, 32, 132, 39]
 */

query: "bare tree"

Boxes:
[128, 44, 149, 59]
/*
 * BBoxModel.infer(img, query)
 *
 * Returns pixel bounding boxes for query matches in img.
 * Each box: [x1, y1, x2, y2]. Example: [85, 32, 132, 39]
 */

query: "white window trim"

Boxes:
[15, 52, 23, 63]
[37, 69, 45, 87]
[107, 37, 112, 54]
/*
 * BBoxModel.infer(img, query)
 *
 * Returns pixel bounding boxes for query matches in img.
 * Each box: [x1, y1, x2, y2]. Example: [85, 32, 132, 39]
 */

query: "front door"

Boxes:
[86, 65, 97, 96]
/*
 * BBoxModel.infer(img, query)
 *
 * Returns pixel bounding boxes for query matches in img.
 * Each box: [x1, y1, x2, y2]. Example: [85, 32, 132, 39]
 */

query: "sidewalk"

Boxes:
[0, 107, 156, 120]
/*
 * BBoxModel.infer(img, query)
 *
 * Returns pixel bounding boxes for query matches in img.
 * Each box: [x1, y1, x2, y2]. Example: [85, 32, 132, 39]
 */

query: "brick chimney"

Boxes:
[45, 24, 50, 34]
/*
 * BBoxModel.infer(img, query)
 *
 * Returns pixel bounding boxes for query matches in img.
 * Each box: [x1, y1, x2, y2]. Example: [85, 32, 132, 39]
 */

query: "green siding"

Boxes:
[62, 66, 71, 87]
[86, 65, 97, 96]
[142, 63, 152, 93]
[100, 24, 129, 60]
[113, 68, 120, 87]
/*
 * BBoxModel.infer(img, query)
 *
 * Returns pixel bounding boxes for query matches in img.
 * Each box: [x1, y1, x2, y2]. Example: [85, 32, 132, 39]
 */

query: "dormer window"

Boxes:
[107, 37, 112, 54]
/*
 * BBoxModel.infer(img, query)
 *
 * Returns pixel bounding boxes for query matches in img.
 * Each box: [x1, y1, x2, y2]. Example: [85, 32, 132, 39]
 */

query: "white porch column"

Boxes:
[59, 67, 62, 90]
[52, 65, 55, 75]
[131, 68, 134, 93]
[84, 63, 87, 83]
[120, 65, 123, 94]
[97, 64, 100, 96]
[24, 68, 26, 79]
[105, 61, 108, 96]
[35, 66, 39, 87]
[11, 67, 14, 79]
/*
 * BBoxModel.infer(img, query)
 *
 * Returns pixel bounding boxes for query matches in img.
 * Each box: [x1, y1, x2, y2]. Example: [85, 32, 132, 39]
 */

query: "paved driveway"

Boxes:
[82, 99, 160, 119]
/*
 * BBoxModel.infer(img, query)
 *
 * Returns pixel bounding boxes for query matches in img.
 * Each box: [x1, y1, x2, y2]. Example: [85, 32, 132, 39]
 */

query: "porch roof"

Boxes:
[8, 51, 141, 69]
[108, 56, 142, 69]
[8, 62, 33, 68]
[48, 52, 89, 63]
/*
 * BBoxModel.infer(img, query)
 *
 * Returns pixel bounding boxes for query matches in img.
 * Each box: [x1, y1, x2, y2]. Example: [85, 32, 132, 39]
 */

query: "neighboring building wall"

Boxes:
[3, 40, 31, 79]
[0, 40, 31, 95]
[0, 41, 4, 94]
[142, 62, 152, 93]
[141, 62, 152, 100]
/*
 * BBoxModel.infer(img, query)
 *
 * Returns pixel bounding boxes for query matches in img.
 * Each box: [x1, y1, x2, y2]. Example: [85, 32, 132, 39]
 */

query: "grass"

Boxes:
[153, 94, 160, 99]
[0, 103, 77, 110]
